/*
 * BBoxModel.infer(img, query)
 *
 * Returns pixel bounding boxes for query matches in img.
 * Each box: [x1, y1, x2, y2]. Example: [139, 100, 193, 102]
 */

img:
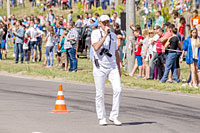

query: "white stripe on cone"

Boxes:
[57, 91, 64, 96]
[55, 100, 66, 105]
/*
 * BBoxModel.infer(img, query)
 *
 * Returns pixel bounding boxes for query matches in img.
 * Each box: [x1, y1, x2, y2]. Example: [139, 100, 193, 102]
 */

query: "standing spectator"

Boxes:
[111, 12, 121, 26]
[60, 30, 68, 71]
[89, 19, 98, 60]
[156, 23, 173, 80]
[23, 34, 30, 64]
[127, 28, 143, 77]
[13, 20, 25, 64]
[45, 26, 56, 67]
[181, 28, 200, 88]
[160, 27, 181, 83]
[113, 23, 125, 68]
[110, 0, 115, 9]
[141, 29, 150, 79]
[85, 0, 89, 10]
[191, 10, 200, 28]
[0, 0, 3, 8]
[0, 21, 7, 59]
[11, 0, 15, 8]
[75, 15, 83, 28]
[32, 0, 36, 7]
[64, 21, 79, 72]
[35, 18, 43, 61]
[83, 13, 90, 26]
[89, 0, 94, 9]
[36, 0, 41, 7]
[173, 11, 180, 28]
[155, 11, 164, 29]
[0, 23, 4, 60]
[67, 11, 73, 23]
[26, 21, 43, 62]
[46, 9, 55, 25]
[94, 13, 100, 23]
[178, 16, 186, 43]
[185, 9, 193, 38]
[101, 0, 106, 10]
[75, 15, 83, 36]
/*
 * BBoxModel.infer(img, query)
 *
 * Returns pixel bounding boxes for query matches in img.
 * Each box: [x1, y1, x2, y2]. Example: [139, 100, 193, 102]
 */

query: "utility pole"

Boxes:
[7, 0, 10, 18]
[126, 0, 135, 73]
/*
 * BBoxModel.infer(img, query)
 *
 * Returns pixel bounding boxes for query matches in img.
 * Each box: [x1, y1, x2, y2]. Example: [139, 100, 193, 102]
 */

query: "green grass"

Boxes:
[0, 1, 119, 21]
[0, 44, 199, 94]
[0, 2, 199, 94]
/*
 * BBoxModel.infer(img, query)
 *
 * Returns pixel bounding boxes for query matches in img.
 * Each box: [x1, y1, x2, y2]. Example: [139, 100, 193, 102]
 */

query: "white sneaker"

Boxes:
[99, 118, 107, 126]
[109, 117, 122, 126]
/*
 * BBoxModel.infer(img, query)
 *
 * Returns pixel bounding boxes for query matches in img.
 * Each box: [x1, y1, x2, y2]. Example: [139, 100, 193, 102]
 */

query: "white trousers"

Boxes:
[93, 65, 122, 120]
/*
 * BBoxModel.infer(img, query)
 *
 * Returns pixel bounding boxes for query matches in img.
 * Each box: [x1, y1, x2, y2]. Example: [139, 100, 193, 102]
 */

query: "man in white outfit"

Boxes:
[91, 15, 122, 126]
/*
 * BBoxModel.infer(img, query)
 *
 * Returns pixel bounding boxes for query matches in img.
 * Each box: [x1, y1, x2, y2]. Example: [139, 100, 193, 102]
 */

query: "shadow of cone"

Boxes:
[51, 84, 70, 113]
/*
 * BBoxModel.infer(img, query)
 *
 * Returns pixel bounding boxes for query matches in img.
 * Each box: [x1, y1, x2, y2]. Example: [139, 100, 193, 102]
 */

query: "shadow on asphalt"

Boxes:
[122, 121, 156, 126]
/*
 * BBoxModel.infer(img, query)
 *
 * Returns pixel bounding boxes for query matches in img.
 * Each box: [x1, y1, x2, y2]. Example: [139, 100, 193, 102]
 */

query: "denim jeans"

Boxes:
[46, 46, 54, 66]
[16, 43, 24, 63]
[67, 48, 77, 72]
[149, 52, 158, 79]
[101, 1, 106, 9]
[24, 49, 29, 62]
[160, 52, 180, 83]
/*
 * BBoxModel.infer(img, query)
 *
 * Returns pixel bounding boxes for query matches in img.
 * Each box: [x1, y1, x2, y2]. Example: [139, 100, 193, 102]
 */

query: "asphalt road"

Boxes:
[0, 74, 200, 133]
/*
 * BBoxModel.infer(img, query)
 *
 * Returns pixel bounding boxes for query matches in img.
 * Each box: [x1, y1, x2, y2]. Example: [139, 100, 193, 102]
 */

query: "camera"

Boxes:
[107, 29, 110, 34]
[100, 48, 112, 57]
[69, 40, 76, 45]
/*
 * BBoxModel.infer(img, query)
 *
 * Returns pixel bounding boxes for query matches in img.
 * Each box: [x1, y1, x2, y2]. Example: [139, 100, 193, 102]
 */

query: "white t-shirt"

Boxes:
[141, 37, 149, 56]
[152, 34, 159, 52]
[26, 27, 43, 41]
[148, 38, 154, 55]
[46, 32, 55, 47]
[91, 29, 118, 68]
[111, 16, 121, 26]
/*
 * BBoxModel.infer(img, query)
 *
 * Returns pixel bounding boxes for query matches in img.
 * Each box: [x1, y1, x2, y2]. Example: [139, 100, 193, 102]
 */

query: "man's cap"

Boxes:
[99, 15, 110, 22]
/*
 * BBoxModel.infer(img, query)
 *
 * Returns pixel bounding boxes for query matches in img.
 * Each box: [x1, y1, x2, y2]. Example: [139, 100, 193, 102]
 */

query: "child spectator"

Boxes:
[60, 30, 68, 71]
[127, 28, 143, 77]
[178, 16, 186, 43]
[23, 34, 30, 64]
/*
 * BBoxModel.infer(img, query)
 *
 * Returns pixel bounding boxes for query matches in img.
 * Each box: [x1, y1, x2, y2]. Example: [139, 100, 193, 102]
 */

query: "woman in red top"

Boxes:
[178, 17, 186, 44]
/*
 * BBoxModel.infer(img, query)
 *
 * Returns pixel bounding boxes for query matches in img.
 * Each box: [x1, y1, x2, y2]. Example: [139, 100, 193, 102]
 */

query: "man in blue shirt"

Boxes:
[155, 11, 164, 29]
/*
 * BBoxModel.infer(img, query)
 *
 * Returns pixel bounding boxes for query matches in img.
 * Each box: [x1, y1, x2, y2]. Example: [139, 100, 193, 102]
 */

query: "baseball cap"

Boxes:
[91, 22, 98, 28]
[99, 15, 110, 22]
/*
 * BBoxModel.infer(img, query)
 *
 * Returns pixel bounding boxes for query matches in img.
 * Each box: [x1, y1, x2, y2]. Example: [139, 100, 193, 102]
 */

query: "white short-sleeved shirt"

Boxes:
[91, 29, 118, 68]
[152, 34, 159, 52]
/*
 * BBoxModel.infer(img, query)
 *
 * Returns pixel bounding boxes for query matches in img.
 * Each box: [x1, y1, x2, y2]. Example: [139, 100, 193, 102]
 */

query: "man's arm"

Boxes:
[92, 27, 109, 51]
[115, 50, 121, 77]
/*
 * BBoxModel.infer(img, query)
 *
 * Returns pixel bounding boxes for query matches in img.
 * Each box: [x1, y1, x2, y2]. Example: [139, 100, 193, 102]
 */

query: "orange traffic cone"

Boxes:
[51, 84, 70, 113]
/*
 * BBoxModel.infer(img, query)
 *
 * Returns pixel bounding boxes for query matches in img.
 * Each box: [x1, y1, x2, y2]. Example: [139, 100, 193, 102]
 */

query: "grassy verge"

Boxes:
[0, 45, 200, 95]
